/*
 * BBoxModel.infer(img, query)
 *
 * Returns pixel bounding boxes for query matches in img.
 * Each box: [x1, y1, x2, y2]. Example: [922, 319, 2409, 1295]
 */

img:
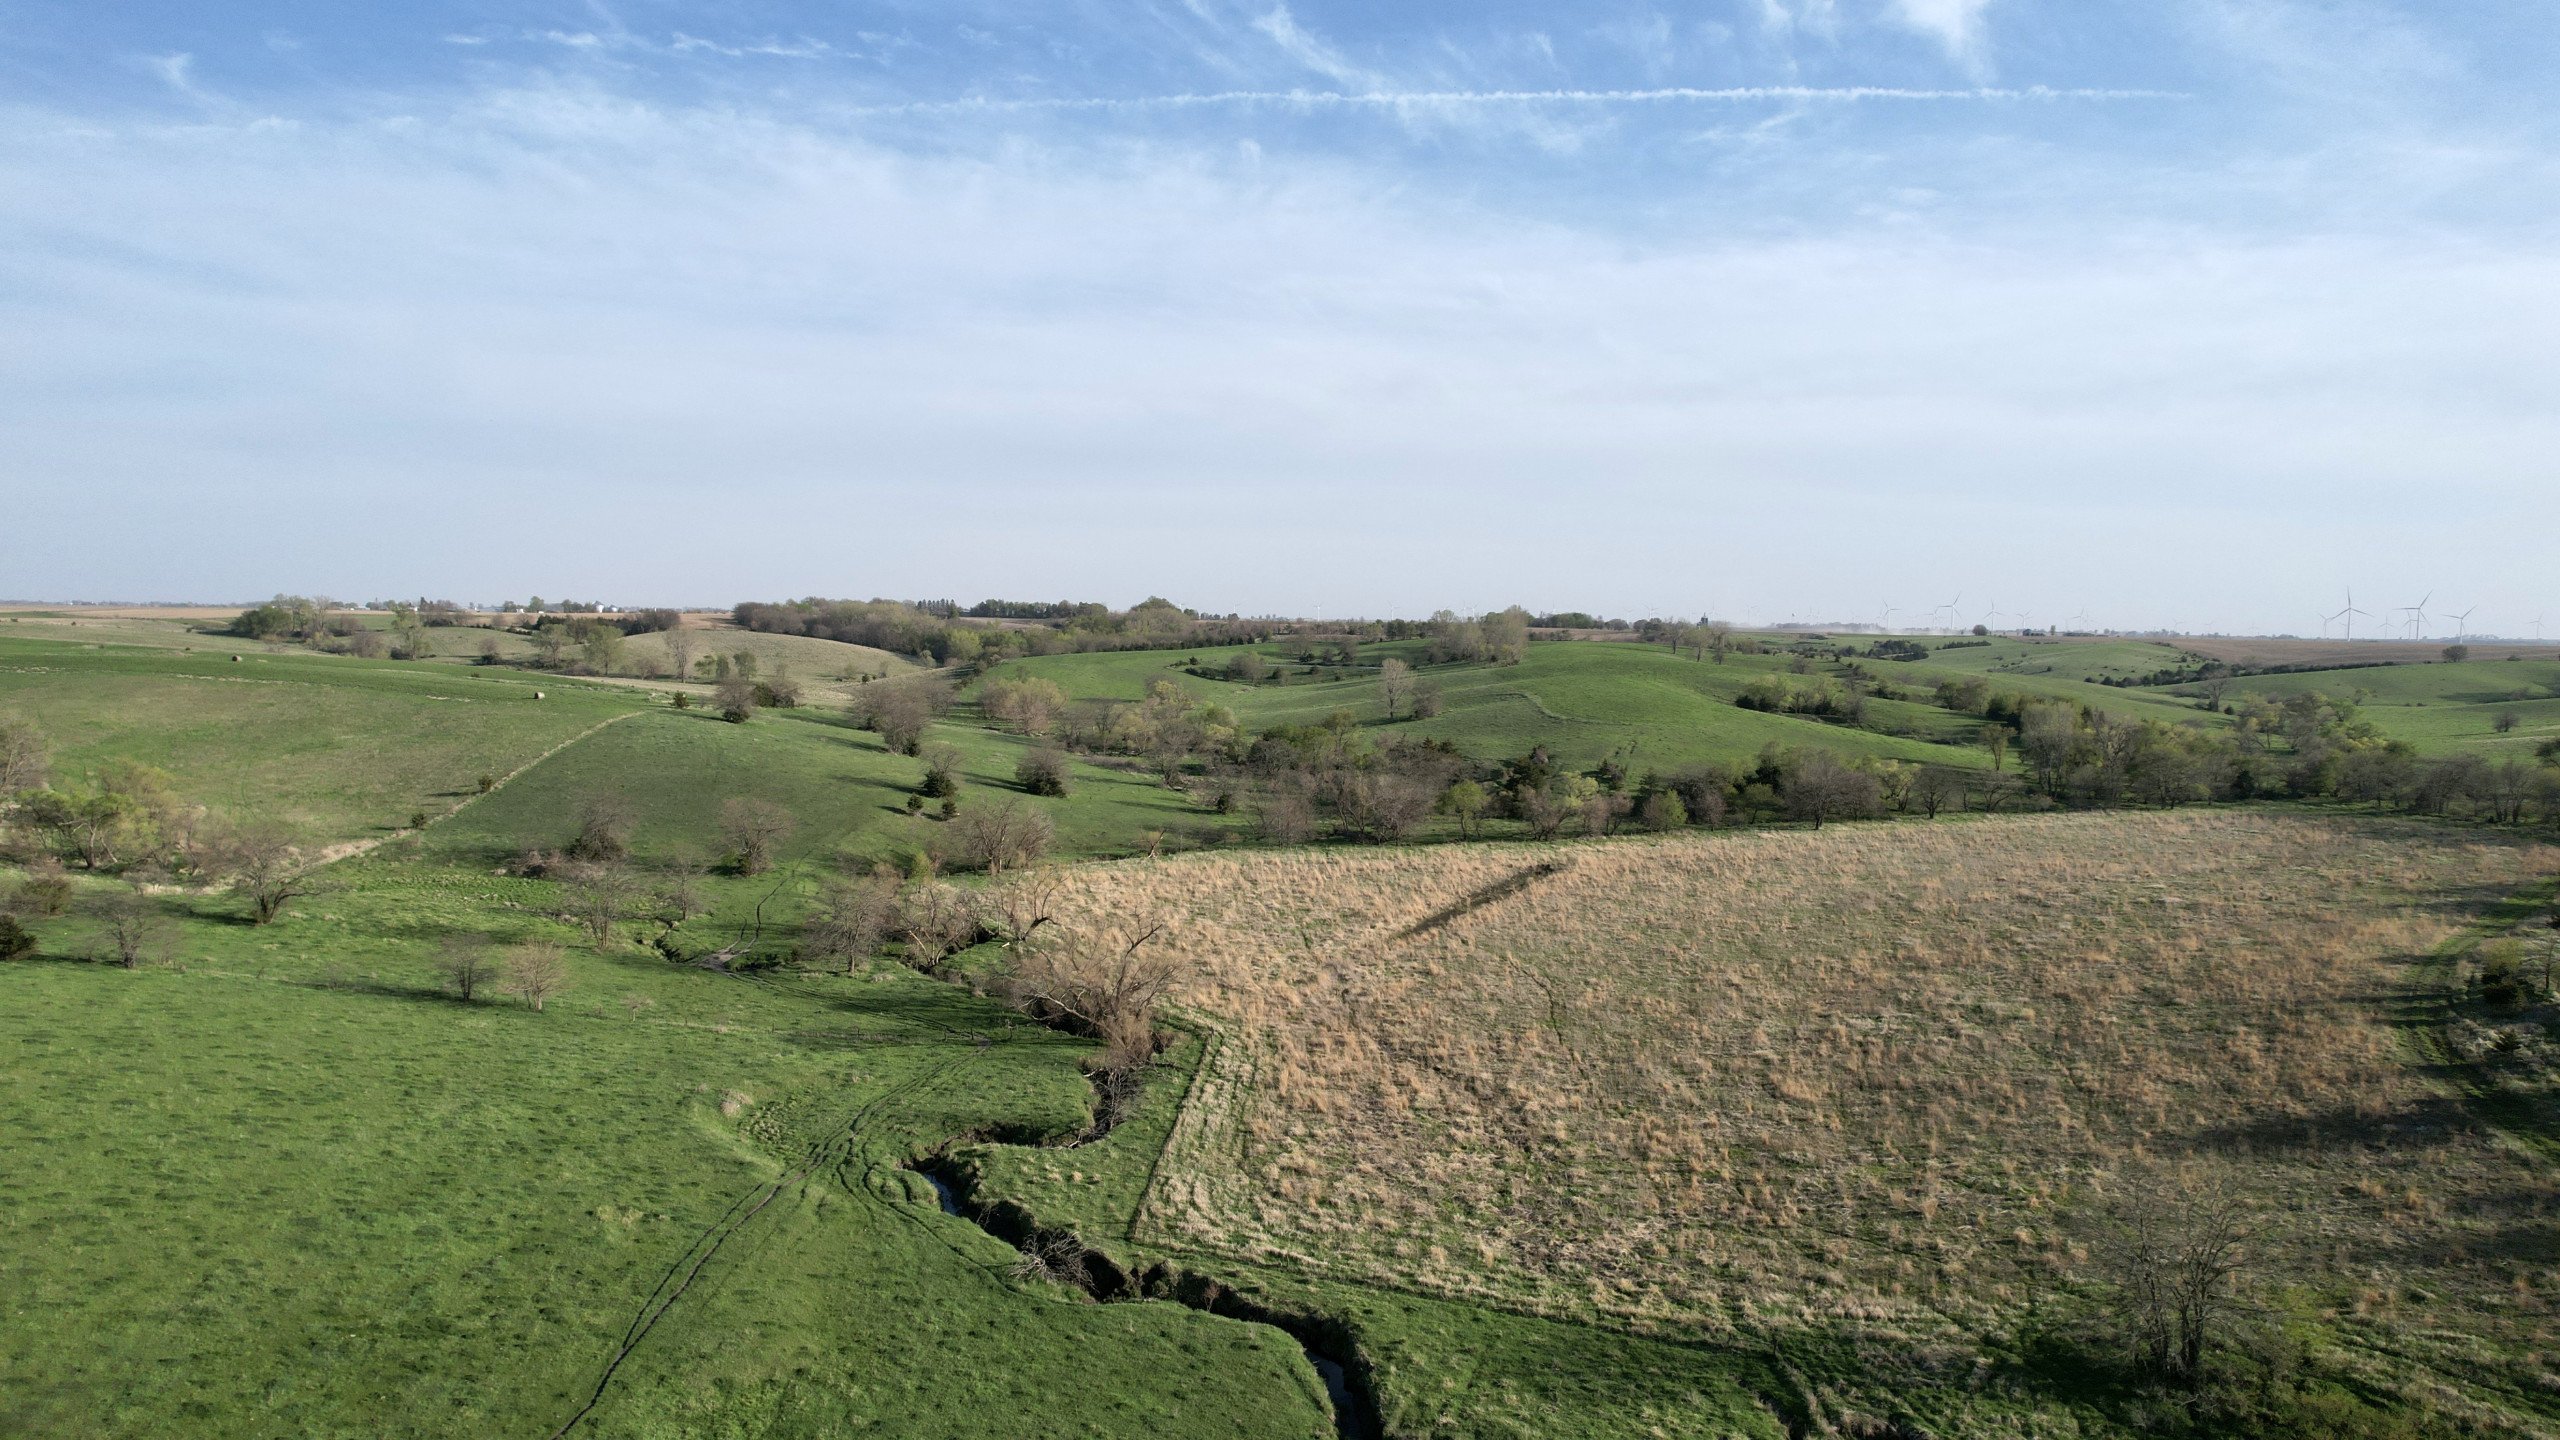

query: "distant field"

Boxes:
[0, 639, 641, 846]
[1033, 811, 2560, 1432]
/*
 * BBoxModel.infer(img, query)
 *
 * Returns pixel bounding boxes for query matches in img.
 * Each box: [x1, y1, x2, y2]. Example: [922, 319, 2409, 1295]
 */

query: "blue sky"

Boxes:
[3, 1, 2555, 633]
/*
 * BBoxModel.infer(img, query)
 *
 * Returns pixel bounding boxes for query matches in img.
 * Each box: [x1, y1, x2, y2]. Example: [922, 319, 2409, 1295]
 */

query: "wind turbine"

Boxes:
[2399, 592, 2432, 641]
[1937, 593, 1962, 631]
[2328, 589, 2370, 640]
[1976, 600, 2001, 632]
[2446, 605, 2477, 640]
[1880, 601, 1899, 632]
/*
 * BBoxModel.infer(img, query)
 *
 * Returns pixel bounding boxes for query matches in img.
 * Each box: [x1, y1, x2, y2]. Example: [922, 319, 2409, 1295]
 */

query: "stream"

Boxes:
[916, 1168, 1375, 1440]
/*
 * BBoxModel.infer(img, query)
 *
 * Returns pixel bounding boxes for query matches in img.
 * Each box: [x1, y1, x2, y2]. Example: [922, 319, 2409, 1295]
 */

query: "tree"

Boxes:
[1409, 681, 1444, 719]
[656, 854, 706, 926]
[2443, 644, 2471, 663]
[1439, 779, 1488, 838]
[0, 713, 48, 794]
[214, 821, 308, 924]
[982, 675, 1070, 735]
[856, 683, 938, 755]
[558, 863, 636, 949]
[2098, 1168, 2254, 1389]
[91, 887, 173, 969]
[1225, 651, 1271, 684]
[718, 797, 794, 875]
[0, 915, 33, 962]
[1977, 724, 2010, 772]
[667, 627, 697, 684]
[715, 669, 758, 723]
[897, 882, 981, 974]
[1484, 607, 1531, 665]
[1016, 747, 1071, 797]
[1910, 765, 1967, 819]
[1637, 789, 1687, 831]
[1516, 786, 1571, 841]
[2494, 710, 2522, 734]
[919, 744, 964, 799]
[1782, 752, 1881, 829]
[578, 623, 625, 674]
[507, 943, 569, 1011]
[437, 935, 500, 1001]
[990, 863, 1065, 948]
[1000, 918, 1181, 1070]
[802, 868, 900, 974]
[1378, 658, 1413, 719]
[569, 793, 635, 861]
[948, 797, 1055, 873]
[1705, 623, 1734, 664]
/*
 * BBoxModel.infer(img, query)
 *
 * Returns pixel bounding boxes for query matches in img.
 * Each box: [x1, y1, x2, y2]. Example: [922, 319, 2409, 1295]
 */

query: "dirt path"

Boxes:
[309, 709, 649, 867]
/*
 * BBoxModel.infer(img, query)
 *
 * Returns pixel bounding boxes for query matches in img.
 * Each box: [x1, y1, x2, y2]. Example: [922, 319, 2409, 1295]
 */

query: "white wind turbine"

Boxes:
[2445, 605, 2478, 641]
[2327, 589, 2371, 640]
[2398, 592, 2432, 640]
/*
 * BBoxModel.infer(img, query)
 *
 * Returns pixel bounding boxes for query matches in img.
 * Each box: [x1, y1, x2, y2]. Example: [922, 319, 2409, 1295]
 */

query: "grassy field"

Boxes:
[1012, 811, 2560, 1435]
[11, 622, 2560, 1438]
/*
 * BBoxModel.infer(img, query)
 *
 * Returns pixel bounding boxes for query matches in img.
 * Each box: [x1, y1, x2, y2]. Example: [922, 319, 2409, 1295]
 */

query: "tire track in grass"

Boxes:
[545, 1046, 983, 1438]
[309, 709, 647, 867]
[2400, 877, 2560, 1164]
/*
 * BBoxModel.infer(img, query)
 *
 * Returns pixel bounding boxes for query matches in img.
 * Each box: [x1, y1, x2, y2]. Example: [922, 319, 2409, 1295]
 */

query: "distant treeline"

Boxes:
[732, 596, 1288, 665]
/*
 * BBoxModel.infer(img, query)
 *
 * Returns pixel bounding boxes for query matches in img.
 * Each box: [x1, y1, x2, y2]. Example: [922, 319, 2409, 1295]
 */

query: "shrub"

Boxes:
[1016, 747, 1071, 797]
[0, 914, 34, 962]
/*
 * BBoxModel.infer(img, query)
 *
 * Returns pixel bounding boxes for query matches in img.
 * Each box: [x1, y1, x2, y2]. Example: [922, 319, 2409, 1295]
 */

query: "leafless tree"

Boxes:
[667, 626, 698, 684]
[714, 669, 758, 723]
[989, 863, 1065, 948]
[655, 853, 706, 926]
[1910, 765, 1967, 818]
[91, 886, 174, 969]
[7, 858, 74, 918]
[1408, 681, 1444, 719]
[718, 797, 795, 875]
[2098, 1167, 2255, 1388]
[507, 942, 569, 1011]
[437, 935, 501, 1001]
[1377, 658, 1412, 719]
[897, 882, 982, 974]
[1783, 753, 1882, 829]
[569, 792, 635, 861]
[213, 820, 309, 925]
[1000, 917, 1182, 1069]
[558, 862, 638, 949]
[1516, 786, 1571, 841]
[0, 713, 47, 794]
[948, 797, 1055, 873]
[802, 867, 900, 974]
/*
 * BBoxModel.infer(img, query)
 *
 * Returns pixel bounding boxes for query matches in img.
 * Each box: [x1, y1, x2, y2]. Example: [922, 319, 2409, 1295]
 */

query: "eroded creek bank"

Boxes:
[914, 1164, 1380, 1440]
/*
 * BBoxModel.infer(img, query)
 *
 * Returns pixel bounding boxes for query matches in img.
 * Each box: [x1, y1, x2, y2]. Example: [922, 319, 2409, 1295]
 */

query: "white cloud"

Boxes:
[0, 87, 2551, 625]
[1886, 0, 1994, 72]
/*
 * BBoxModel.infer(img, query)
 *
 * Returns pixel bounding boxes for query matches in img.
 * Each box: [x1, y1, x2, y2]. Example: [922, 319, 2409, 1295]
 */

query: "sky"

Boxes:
[2, 1, 2556, 634]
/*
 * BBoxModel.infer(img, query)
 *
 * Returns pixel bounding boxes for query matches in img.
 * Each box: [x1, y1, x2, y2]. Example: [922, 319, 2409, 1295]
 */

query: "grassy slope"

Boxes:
[2214, 657, 2560, 759]
[0, 639, 642, 845]
[998, 640, 1997, 776]
[0, 858, 1329, 1439]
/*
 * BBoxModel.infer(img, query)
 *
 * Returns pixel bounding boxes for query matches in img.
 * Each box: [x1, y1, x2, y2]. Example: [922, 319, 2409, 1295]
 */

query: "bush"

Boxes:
[0, 914, 33, 962]
[1016, 747, 1071, 797]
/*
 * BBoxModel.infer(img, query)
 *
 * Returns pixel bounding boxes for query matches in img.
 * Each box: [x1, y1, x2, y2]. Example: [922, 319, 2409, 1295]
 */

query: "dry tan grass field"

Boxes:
[1050, 811, 2560, 1420]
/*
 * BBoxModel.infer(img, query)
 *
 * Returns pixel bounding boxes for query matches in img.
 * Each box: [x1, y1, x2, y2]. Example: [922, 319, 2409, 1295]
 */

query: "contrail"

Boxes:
[854, 84, 2185, 117]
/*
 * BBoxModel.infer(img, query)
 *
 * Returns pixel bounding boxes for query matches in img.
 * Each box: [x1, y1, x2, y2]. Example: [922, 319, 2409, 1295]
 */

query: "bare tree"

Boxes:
[507, 942, 569, 1011]
[558, 862, 637, 949]
[802, 867, 900, 974]
[655, 853, 706, 926]
[1517, 786, 1571, 841]
[1377, 658, 1412, 719]
[989, 863, 1065, 948]
[667, 627, 698, 687]
[569, 792, 635, 861]
[0, 713, 48, 794]
[1408, 681, 1444, 720]
[1783, 752, 1882, 829]
[437, 935, 501, 1001]
[1001, 919, 1181, 1070]
[90, 886, 174, 969]
[948, 797, 1055, 873]
[1910, 765, 1967, 818]
[2098, 1167, 2255, 1388]
[897, 882, 982, 974]
[714, 669, 757, 723]
[718, 797, 795, 876]
[213, 820, 309, 925]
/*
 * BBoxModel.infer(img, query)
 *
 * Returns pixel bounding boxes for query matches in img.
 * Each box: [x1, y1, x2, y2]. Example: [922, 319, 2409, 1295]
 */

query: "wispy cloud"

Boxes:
[1250, 5, 1379, 88]
[852, 83, 2183, 118]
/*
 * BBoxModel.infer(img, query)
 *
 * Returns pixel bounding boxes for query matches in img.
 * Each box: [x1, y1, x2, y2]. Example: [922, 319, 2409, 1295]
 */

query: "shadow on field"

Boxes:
[2175, 1093, 2479, 1158]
